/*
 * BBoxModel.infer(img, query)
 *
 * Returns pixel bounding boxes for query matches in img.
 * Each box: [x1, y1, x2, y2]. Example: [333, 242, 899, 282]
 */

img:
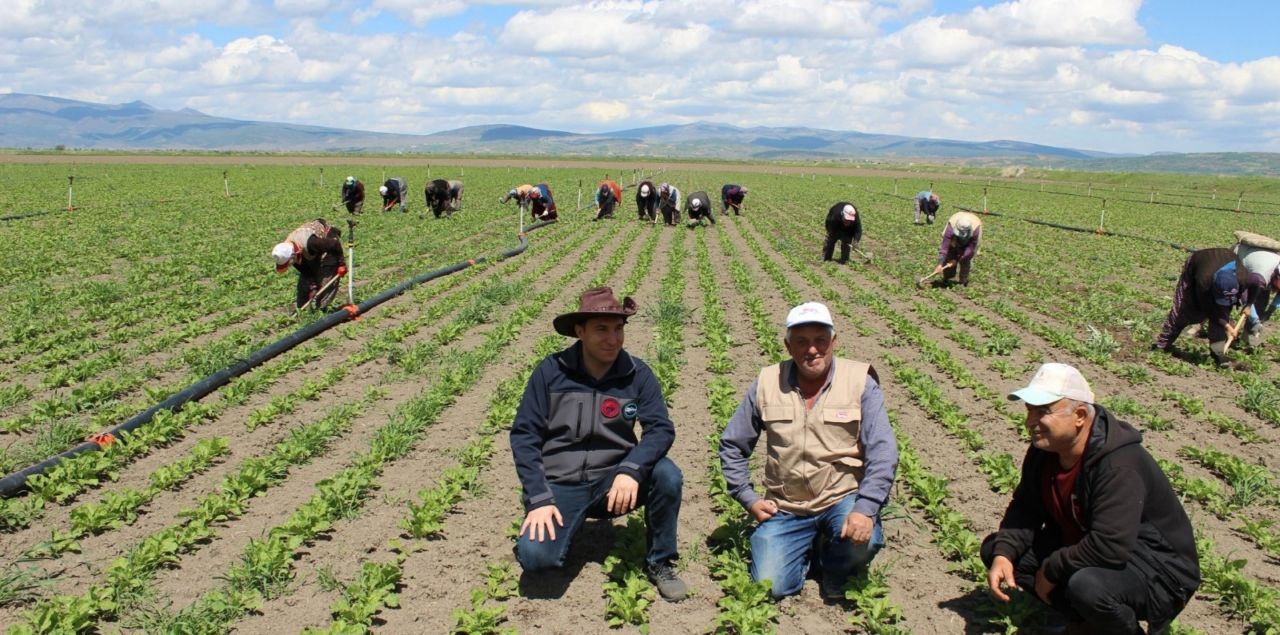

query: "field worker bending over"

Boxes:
[930, 211, 983, 287]
[425, 179, 461, 218]
[510, 287, 688, 602]
[1232, 231, 1280, 348]
[985, 363, 1199, 635]
[380, 177, 408, 212]
[719, 302, 898, 600]
[502, 184, 536, 215]
[340, 176, 364, 215]
[823, 203, 863, 264]
[1152, 247, 1267, 367]
[914, 191, 940, 225]
[685, 191, 714, 228]
[595, 179, 623, 220]
[721, 184, 748, 215]
[272, 218, 346, 310]
[530, 183, 558, 221]
[658, 183, 682, 226]
[635, 180, 659, 222]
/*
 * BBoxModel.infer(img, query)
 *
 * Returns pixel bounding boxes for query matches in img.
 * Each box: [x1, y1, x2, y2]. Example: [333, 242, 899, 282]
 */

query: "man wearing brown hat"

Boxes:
[984, 363, 1199, 635]
[510, 287, 687, 601]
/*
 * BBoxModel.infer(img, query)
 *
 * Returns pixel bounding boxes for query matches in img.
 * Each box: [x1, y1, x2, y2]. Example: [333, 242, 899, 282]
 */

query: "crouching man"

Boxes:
[984, 363, 1200, 635]
[719, 301, 898, 600]
[510, 287, 687, 601]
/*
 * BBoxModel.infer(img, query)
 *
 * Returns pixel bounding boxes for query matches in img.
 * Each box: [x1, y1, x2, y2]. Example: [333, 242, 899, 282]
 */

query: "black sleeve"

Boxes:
[852, 216, 863, 243]
[307, 233, 344, 263]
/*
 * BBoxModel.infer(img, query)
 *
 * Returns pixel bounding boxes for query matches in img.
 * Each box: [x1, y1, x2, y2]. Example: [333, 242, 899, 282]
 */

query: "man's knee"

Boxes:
[749, 547, 804, 599]
[515, 539, 564, 573]
[649, 459, 683, 496]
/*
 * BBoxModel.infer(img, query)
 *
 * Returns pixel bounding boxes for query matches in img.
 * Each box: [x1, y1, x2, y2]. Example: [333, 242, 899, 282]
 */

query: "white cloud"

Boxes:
[956, 0, 1145, 47]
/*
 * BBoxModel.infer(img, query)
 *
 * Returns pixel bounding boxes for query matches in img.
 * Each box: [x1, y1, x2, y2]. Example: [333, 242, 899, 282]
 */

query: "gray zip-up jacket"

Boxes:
[510, 341, 675, 511]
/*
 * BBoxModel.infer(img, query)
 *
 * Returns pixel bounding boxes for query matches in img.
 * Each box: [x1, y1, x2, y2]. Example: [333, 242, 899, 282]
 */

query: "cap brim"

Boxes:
[275, 263, 290, 273]
[786, 319, 835, 329]
[1008, 387, 1061, 406]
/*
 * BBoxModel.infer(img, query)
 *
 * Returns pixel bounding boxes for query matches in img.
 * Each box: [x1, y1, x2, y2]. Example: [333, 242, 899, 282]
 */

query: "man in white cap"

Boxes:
[984, 363, 1199, 635]
[719, 301, 898, 600]
[928, 211, 983, 287]
[823, 201, 863, 264]
[685, 190, 714, 228]
[272, 218, 346, 310]
[380, 177, 407, 212]
[340, 176, 364, 215]
[636, 180, 658, 222]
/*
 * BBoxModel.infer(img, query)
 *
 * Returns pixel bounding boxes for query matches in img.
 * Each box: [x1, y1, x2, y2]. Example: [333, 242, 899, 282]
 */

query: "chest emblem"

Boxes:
[601, 398, 621, 419]
[622, 402, 639, 420]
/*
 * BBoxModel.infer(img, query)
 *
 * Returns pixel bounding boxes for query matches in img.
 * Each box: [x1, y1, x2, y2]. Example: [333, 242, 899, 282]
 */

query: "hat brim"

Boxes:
[275, 263, 291, 273]
[1008, 387, 1062, 406]
[553, 310, 635, 337]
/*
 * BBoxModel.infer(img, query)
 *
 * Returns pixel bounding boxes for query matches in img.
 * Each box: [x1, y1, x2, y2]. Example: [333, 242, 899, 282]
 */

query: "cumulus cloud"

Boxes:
[0, 0, 1277, 153]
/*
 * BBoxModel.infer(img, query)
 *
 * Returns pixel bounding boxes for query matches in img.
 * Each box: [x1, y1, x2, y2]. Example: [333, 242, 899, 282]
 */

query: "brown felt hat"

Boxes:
[553, 287, 638, 337]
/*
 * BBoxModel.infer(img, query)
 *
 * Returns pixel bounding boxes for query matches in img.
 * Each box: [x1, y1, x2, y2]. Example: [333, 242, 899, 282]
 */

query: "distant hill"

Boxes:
[2, 93, 1277, 175]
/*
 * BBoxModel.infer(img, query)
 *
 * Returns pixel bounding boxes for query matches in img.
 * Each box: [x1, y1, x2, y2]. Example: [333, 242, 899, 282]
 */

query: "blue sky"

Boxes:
[4, 0, 1279, 154]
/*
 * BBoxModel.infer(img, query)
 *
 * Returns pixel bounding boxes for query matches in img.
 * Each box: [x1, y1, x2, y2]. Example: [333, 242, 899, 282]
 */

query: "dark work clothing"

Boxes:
[915, 192, 939, 224]
[293, 228, 345, 309]
[823, 202, 863, 263]
[341, 181, 364, 214]
[685, 191, 713, 226]
[1042, 457, 1086, 546]
[938, 223, 981, 286]
[532, 183, 557, 220]
[425, 179, 451, 218]
[983, 406, 1199, 633]
[1156, 248, 1264, 353]
[516, 456, 682, 571]
[636, 180, 659, 221]
[382, 178, 407, 211]
[596, 181, 621, 220]
[510, 341, 675, 512]
[721, 184, 746, 214]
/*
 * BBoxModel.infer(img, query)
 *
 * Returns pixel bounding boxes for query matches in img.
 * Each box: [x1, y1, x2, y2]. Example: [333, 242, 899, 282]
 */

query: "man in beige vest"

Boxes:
[718, 302, 898, 600]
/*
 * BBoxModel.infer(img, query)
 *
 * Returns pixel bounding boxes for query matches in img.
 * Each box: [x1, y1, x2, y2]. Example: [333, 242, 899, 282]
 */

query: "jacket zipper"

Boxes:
[580, 392, 595, 482]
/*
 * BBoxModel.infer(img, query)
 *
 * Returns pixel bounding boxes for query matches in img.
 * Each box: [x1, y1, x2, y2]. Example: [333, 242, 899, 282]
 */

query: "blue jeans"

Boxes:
[516, 457, 682, 571]
[750, 493, 884, 598]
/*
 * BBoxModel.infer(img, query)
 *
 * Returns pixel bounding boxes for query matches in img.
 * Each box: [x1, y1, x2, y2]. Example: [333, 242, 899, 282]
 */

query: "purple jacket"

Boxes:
[938, 224, 981, 264]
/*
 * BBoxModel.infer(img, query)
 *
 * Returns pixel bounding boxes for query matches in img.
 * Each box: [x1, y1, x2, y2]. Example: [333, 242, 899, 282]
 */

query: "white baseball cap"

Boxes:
[785, 302, 834, 329]
[272, 242, 295, 271]
[379, 185, 388, 195]
[345, 176, 355, 184]
[842, 204, 857, 221]
[690, 198, 702, 209]
[1009, 363, 1095, 406]
[640, 184, 650, 195]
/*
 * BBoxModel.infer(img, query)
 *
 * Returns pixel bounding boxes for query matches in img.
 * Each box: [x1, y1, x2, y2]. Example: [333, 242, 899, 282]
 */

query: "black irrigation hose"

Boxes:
[0, 219, 556, 498]
[0, 210, 61, 222]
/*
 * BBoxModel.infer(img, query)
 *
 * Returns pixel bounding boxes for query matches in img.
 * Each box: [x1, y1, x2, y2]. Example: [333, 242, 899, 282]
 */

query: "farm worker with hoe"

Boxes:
[1152, 247, 1270, 367]
[501, 183, 536, 215]
[635, 180, 659, 222]
[823, 202, 863, 264]
[685, 191, 714, 228]
[510, 287, 688, 602]
[914, 190, 940, 225]
[658, 183, 682, 226]
[1231, 231, 1280, 348]
[718, 301, 899, 600]
[340, 176, 364, 215]
[594, 179, 623, 220]
[271, 218, 346, 310]
[984, 363, 1200, 635]
[530, 182, 558, 221]
[424, 179, 463, 218]
[721, 183, 748, 215]
[379, 177, 408, 212]
[929, 211, 983, 287]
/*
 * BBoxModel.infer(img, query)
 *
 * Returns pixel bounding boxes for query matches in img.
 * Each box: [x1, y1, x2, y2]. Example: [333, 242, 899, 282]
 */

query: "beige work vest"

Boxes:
[756, 358, 871, 515]
[285, 220, 330, 261]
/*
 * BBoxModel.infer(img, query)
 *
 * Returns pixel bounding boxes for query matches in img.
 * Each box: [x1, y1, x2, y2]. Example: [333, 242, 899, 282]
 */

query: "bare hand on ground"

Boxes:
[987, 555, 1019, 602]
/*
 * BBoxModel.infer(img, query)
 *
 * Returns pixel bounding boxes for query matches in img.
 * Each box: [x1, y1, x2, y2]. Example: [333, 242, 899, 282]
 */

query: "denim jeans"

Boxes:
[516, 457, 682, 571]
[750, 493, 885, 598]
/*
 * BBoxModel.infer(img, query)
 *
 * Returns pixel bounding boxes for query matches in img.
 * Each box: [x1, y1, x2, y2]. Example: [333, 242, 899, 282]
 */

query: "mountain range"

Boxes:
[2, 93, 1276, 175]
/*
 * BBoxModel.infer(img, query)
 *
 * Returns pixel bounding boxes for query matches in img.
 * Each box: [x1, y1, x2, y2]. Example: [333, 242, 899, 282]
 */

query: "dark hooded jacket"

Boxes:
[1184, 248, 1264, 327]
[989, 406, 1200, 604]
[825, 202, 863, 243]
[510, 341, 674, 512]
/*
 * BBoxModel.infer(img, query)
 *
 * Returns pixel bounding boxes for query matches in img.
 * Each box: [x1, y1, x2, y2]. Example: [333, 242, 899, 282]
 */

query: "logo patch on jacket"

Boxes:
[622, 402, 639, 420]
[601, 398, 621, 419]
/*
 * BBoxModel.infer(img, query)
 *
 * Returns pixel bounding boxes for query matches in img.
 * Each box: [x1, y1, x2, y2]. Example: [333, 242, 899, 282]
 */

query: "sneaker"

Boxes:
[646, 562, 688, 602]
[818, 578, 846, 601]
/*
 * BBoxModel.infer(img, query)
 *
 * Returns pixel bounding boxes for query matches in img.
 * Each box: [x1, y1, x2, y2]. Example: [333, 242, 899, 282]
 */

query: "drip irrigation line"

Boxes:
[952, 206, 1196, 253]
[944, 181, 1280, 217]
[0, 219, 557, 498]
[0, 210, 62, 222]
